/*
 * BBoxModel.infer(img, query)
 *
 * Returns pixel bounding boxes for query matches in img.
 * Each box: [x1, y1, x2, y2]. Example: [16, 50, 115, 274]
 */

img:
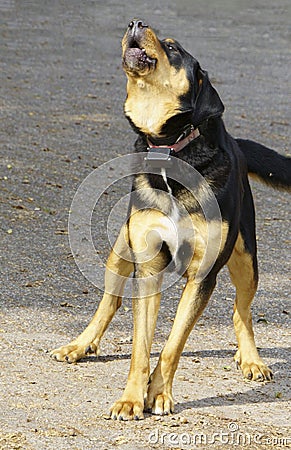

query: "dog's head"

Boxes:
[122, 19, 224, 139]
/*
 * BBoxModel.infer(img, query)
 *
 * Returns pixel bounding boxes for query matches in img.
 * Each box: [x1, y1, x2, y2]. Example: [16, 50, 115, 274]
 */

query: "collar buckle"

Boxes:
[145, 147, 172, 168]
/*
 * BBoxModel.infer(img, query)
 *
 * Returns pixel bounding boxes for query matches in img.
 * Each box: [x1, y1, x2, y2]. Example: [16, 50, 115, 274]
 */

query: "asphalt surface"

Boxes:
[0, 1, 290, 449]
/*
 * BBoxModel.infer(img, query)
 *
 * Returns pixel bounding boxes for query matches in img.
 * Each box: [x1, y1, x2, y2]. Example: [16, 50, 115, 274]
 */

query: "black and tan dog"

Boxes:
[51, 20, 291, 420]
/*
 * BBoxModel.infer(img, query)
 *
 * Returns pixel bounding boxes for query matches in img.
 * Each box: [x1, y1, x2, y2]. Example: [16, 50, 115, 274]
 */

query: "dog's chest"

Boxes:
[154, 168, 184, 257]
[131, 171, 206, 273]
[130, 168, 228, 278]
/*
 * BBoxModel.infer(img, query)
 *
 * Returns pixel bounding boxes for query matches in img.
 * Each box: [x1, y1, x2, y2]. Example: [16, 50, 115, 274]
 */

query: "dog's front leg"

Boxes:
[146, 275, 216, 415]
[50, 224, 133, 363]
[110, 270, 162, 420]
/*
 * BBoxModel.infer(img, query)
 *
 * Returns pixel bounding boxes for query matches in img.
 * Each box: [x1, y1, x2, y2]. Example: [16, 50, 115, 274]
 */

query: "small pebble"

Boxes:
[180, 417, 189, 424]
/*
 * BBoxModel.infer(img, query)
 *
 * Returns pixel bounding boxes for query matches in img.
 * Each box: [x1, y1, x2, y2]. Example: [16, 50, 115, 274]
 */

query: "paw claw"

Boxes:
[85, 343, 97, 355]
[146, 392, 174, 416]
[110, 399, 144, 421]
[240, 360, 273, 382]
[50, 341, 100, 363]
[266, 371, 274, 381]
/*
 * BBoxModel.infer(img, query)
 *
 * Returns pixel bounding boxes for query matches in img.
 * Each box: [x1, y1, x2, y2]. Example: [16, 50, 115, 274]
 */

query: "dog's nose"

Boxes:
[128, 19, 148, 32]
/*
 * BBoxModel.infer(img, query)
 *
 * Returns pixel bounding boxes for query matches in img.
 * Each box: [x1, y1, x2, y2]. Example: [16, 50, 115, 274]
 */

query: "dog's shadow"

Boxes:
[81, 346, 289, 411]
[179, 347, 289, 412]
[83, 346, 289, 364]
[80, 348, 233, 363]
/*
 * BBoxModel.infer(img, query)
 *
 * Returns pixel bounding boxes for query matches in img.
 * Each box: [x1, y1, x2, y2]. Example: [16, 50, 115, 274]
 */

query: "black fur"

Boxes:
[125, 26, 290, 284]
[236, 138, 291, 191]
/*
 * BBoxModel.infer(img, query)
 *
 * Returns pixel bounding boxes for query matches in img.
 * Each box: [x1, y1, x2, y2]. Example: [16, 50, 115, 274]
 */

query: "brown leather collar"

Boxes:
[147, 126, 200, 153]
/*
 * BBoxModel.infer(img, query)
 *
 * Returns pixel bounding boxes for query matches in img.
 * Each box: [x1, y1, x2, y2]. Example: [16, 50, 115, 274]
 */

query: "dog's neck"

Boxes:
[147, 125, 200, 153]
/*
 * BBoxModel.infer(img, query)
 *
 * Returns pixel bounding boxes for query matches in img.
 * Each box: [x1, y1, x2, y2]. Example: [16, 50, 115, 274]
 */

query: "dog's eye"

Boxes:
[164, 41, 177, 52]
[168, 44, 177, 52]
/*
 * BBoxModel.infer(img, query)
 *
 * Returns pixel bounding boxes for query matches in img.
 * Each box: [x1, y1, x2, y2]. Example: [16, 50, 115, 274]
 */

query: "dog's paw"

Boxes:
[50, 341, 99, 363]
[241, 361, 273, 382]
[146, 392, 174, 415]
[110, 399, 144, 421]
[234, 350, 273, 381]
[146, 368, 175, 415]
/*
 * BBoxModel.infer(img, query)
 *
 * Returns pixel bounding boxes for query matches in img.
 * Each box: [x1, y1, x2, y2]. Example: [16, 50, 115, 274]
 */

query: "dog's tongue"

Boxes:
[124, 48, 147, 68]
[123, 47, 155, 72]
[124, 47, 146, 64]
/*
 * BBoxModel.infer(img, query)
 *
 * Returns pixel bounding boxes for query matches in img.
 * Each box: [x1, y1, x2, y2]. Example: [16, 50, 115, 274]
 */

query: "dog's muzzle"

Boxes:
[122, 19, 157, 74]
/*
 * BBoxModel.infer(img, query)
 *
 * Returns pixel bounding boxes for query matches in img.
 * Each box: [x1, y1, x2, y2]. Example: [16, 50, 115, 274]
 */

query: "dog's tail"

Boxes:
[236, 138, 291, 191]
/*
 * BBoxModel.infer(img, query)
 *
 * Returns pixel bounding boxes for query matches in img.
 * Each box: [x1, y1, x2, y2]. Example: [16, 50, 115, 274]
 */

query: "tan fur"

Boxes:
[146, 278, 210, 414]
[186, 214, 229, 279]
[124, 67, 189, 137]
[227, 233, 271, 380]
[122, 28, 189, 137]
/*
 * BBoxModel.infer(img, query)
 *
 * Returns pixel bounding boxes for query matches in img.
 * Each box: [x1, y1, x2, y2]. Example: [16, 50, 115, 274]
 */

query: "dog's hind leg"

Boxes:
[50, 224, 133, 363]
[227, 232, 273, 381]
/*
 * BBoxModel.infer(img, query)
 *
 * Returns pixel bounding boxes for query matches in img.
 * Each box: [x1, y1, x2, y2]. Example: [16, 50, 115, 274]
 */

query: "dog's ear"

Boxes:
[192, 67, 224, 127]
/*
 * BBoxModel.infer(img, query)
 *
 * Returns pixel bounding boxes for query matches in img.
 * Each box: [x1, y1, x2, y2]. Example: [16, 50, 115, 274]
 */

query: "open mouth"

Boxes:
[123, 39, 157, 74]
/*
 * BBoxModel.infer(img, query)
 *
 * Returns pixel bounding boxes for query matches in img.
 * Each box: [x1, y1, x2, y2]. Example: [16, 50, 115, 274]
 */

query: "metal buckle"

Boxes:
[145, 147, 172, 168]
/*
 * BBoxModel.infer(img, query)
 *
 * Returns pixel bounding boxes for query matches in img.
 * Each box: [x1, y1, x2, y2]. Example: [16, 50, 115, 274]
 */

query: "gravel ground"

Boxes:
[0, 1, 290, 449]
